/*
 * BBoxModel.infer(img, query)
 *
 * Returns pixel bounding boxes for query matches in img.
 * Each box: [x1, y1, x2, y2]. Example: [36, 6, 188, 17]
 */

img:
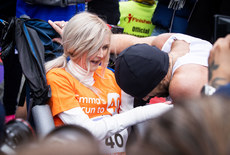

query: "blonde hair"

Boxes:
[45, 12, 112, 74]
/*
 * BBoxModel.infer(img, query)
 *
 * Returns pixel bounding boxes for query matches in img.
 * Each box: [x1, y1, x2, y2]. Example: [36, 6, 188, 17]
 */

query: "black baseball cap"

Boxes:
[115, 43, 169, 98]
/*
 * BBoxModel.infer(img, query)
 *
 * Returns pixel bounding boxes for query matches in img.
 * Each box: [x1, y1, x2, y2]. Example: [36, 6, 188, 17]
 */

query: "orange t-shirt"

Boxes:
[46, 67, 121, 126]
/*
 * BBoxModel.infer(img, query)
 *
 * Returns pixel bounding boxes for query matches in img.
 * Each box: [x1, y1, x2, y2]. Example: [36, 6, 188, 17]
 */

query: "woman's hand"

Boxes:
[48, 20, 68, 44]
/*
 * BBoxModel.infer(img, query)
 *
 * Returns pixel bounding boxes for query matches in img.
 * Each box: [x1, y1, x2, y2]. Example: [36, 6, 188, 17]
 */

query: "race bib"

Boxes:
[99, 129, 128, 155]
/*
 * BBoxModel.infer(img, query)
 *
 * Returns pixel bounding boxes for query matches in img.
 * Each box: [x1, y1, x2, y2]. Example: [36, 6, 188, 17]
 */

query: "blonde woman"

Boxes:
[46, 12, 172, 154]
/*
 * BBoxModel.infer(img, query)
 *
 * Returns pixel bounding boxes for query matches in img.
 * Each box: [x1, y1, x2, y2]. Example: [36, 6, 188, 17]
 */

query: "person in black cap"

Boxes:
[115, 43, 170, 100]
[112, 33, 212, 103]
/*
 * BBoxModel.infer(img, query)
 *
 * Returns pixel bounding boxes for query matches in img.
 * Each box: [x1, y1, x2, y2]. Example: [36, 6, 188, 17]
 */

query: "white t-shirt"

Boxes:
[162, 33, 213, 76]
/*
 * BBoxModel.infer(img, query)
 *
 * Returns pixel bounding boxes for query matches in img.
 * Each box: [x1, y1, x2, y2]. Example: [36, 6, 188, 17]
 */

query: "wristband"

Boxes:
[201, 84, 216, 96]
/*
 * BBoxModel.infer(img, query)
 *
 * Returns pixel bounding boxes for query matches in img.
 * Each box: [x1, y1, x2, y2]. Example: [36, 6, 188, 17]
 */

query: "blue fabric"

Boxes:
[0, 103, 5, 144]
[16, 0, 76, 21]
[151, 0, 197, 33]
[107, 67, 115, 73]
[172, 16, 189, 33]
[151, 25, 168, 36]
[214, 83, 230, 98]
[152, 4, 173, 29]
[0, 64, 3, 83]
[25, 19, 64, 61]
[77, 3, 85, 13]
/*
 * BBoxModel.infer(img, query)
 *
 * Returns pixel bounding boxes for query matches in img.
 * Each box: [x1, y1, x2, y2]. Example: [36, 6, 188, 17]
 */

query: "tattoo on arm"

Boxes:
[210, 77, 227, 88]
[208, 61, 218, 81]
[208, 60, 228, 88]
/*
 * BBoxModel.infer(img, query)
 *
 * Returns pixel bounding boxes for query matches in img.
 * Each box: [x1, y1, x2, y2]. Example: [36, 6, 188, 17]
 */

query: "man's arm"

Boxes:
[110, 33, 173, 54]
[48, 22, 156, 54]
[110, 34, 156, 54]
[169, 64, 208, 103]
[48, 20, 170, 55]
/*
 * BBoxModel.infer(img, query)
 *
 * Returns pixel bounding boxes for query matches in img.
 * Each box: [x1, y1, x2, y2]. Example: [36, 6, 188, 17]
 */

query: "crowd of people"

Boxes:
[0, 0, 230, 155]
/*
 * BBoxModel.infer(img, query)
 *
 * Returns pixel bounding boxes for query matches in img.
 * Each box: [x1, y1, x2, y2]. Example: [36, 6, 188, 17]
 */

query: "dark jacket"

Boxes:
[88, 0, 120, 25]
[152, 0, 197, 33]
[186, 0, 230, 43]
